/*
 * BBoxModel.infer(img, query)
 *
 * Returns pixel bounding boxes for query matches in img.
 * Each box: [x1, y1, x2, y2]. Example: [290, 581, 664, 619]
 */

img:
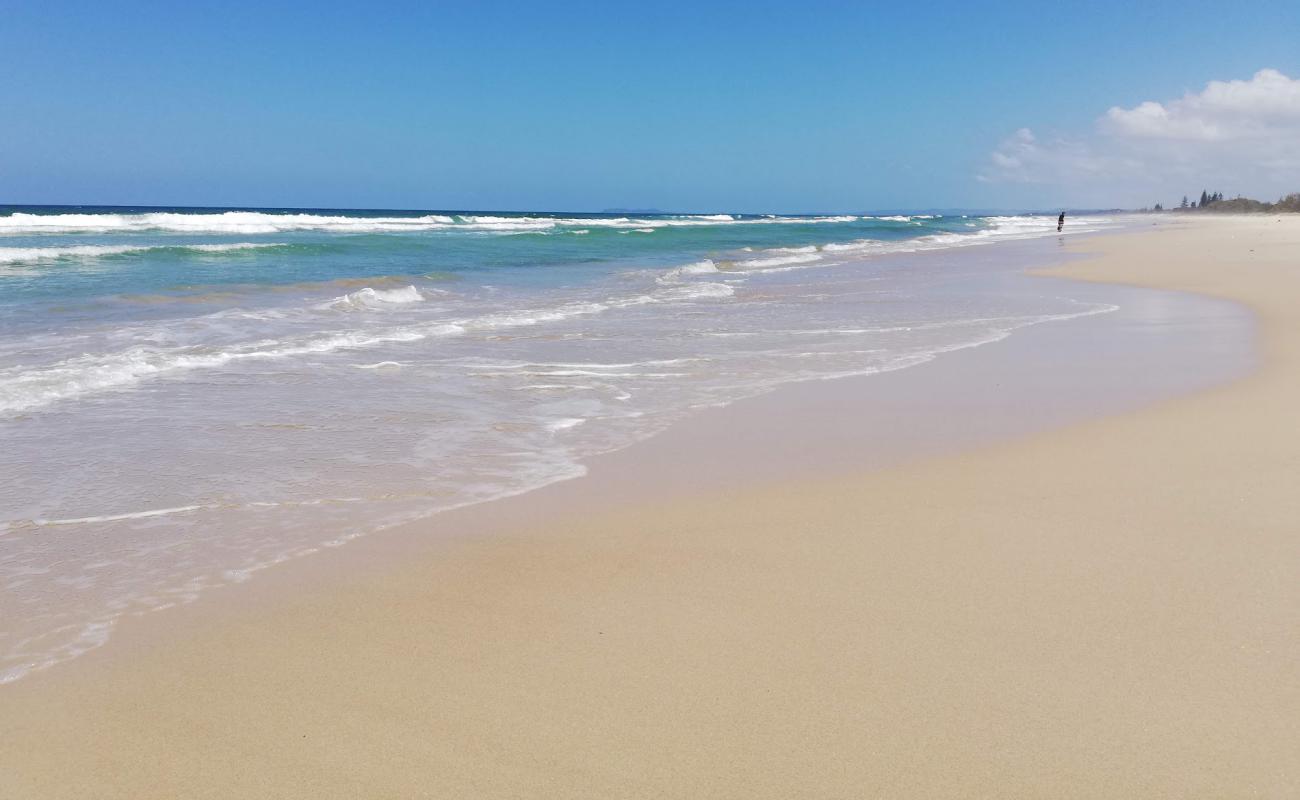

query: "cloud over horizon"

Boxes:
[981, 69, 1300, 206]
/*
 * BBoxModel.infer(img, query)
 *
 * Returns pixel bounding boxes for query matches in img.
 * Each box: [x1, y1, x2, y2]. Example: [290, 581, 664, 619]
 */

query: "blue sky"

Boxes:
[3, 1, 1299, 211]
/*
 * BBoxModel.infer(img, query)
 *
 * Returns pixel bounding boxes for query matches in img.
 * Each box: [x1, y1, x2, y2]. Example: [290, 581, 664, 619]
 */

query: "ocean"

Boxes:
[0, 205, 1118, 682]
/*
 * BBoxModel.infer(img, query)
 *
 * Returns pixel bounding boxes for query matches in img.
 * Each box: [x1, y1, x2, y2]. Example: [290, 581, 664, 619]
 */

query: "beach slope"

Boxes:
[2, 217, 1297, 798]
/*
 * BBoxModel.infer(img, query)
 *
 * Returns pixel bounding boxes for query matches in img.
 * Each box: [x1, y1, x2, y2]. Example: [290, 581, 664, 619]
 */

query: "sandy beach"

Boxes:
[2, 216, 1297, 798]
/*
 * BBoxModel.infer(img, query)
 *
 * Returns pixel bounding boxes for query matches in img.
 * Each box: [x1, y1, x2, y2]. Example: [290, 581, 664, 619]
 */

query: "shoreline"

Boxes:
[1, 221, 1243, 686]
[0, 213, 1128, 685]
[0, 222, 1161, 687]
[4, 217, 1295, 797]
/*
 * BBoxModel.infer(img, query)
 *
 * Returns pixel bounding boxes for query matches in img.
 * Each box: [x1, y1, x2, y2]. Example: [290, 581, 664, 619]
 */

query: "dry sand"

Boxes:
[2, 216, 1297, 798]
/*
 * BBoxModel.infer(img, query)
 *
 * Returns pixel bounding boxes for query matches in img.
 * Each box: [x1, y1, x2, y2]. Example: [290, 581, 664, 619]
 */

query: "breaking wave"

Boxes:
[657, 259, 719, 283]
[0, 242, 282, 265]
[322, 285, 427, 311]
[0, 210, 872, 235]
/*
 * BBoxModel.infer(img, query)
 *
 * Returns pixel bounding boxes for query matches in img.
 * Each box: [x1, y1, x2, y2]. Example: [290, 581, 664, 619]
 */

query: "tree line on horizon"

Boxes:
[1141, 191, 1300, 213]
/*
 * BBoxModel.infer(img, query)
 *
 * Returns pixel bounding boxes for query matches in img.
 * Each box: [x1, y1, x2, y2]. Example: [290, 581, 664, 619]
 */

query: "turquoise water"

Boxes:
[1, 206, 988, 311]
[0, 205, 1118, 683]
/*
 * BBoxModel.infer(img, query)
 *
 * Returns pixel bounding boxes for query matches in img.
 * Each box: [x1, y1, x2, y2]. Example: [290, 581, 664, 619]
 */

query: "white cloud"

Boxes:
[979, 127, 1137, 186]
[981, 69, 1300, 204]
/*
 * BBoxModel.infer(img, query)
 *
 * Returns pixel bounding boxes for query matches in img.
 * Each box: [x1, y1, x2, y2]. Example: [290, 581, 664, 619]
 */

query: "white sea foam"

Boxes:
[0, 327, 441, 415]
[821, 239, 881, 252]
[785, 215, 1115, 266]
[0, 212, 458, 235]
[33, 504, 210, 526]
[0, 211, 862, 236]
[0, 245, 144, 263]
[655, 282, 736, 300]
[657, 259, 719, 283]
[0, 215, 1121, 417]
[323, 285, 426, 311]
[185, 243, 282, 253]
[545, 417, 586, 432]
[0, 290, 699, 414]
[351, 361, 407, 370]
[0, 242, 278, 264]
[0, 265, 752, 415]
[680, 259, 720, 273]
[736, 251, 823, 269]
[803, 215, 858, 223]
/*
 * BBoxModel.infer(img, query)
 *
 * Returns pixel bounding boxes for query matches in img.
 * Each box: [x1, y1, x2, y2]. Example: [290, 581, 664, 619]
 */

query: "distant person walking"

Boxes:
[1057, 211, 1066, 232]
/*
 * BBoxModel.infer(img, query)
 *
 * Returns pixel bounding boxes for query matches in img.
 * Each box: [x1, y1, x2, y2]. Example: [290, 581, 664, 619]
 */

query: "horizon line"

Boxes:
[0, 202, 1104, 216]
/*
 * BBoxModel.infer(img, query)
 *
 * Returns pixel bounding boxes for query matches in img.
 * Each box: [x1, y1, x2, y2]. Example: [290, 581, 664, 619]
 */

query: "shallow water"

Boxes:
[0, 206, 1121, 683]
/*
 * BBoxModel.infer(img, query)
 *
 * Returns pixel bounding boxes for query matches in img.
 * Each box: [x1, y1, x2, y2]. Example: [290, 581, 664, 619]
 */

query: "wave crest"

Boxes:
[0, 242, 279, 265]
[323, 285, 426, 311]
[0, 210, 864, 235]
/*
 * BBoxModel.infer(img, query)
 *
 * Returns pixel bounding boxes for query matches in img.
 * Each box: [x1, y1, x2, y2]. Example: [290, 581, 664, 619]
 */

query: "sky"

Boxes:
[2, 0, 1299, 212]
